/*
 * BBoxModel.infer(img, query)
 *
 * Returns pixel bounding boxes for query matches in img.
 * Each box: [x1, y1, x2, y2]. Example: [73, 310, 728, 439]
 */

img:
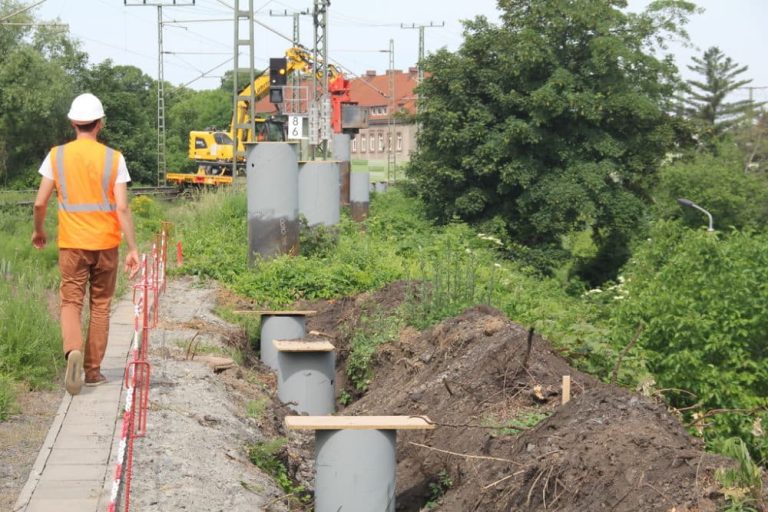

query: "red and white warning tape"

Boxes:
[106, 233, 171, 512]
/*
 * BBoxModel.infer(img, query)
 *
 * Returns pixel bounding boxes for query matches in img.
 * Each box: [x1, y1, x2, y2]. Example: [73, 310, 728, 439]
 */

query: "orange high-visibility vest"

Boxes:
[50, 139, 122, 250]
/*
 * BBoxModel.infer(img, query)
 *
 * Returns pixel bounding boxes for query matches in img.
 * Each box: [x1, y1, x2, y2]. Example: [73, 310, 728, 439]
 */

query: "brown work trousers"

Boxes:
[59, 247, 119, 380]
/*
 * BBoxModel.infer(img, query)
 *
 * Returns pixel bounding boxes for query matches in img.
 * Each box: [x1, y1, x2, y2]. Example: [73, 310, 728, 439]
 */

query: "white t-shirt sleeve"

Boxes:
[116, 154, 131, 184]
[38, 152, 53, 180]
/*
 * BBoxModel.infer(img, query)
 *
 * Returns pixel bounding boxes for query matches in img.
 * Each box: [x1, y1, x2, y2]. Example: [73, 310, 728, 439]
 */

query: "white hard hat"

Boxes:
[67, 93, 105, 123]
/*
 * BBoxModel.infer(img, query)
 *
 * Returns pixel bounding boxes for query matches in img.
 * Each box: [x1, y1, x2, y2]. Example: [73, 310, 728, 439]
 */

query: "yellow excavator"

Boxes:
[174, 46, 364, 186]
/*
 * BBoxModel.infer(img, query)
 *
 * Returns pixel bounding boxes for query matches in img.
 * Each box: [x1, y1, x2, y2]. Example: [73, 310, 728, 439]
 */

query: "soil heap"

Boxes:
[292, 283, 731, 512]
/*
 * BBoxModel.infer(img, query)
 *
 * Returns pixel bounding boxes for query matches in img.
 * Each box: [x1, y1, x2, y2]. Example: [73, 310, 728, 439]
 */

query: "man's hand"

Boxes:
[124, 249, 140, 279]
[32, 177, 54, 250]
[32, 230, 47, 249]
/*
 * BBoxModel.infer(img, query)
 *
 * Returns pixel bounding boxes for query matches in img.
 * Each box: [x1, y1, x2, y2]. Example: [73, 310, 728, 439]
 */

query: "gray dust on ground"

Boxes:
[125, 276, 288, 512]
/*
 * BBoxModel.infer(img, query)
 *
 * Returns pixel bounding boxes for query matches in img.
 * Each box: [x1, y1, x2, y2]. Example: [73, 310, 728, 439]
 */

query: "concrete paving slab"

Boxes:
[67, 400, 121, 416]
[25, 498, 99, 512]
[32, 479, 103, 499]
[14, 287, 157, 512]
[46, 446, 112, 466]
[54, 434, 112, 450]
[36, 464, 106, 481]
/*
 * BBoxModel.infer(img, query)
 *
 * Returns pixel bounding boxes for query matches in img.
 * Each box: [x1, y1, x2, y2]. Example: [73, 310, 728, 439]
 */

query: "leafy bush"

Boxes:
[401, 223, 500, 329]
[176, 188, 404, 307]
[653, 144, 768, 231]
[247, 438, 309, 503]
[610, 220, 768, 459]
[344, 310, 403, 393]
[130, 194, 165, 238]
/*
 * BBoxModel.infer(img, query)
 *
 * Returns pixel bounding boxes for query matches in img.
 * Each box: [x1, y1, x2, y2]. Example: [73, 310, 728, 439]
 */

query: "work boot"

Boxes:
[85, 372, 107, 387]
[65, 350, 83, 396]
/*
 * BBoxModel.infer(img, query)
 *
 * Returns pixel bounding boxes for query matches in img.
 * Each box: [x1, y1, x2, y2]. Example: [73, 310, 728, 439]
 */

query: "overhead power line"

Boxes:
[401, 21, 444, 84]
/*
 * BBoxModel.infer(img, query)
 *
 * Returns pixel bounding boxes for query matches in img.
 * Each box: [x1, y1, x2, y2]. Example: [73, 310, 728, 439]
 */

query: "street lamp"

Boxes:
[676, 198, 714, 232]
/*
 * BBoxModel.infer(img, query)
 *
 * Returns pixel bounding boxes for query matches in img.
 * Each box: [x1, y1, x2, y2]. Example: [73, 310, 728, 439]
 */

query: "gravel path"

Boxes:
[126, 277, 289, 512]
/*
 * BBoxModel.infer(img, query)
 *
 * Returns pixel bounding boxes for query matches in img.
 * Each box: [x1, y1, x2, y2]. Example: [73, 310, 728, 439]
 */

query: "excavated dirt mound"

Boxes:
[285, 295, 731, 511]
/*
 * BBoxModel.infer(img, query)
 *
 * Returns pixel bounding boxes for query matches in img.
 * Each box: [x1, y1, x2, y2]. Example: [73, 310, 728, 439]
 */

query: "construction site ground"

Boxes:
[2, 276, 734, 511]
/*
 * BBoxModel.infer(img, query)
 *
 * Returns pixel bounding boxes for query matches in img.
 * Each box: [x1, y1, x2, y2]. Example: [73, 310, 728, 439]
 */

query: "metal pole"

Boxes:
[233, 0, 256, 178]
[123, 1, 197, 183]
[157, 6, 166, 186]
[246, 142, 300, 263]
[269, 9, 309, 114]
[311, 0, 330, 160]
[676, 198, 715, 232]
[315, 429, 397, 512]
[387, 38, 395, 183]
[400, 21, 444, 86]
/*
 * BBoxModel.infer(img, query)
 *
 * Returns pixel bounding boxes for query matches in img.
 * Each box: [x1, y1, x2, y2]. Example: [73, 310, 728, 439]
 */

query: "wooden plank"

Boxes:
[562, 375, 571, 405]
[286, 415, 436, 431]
[232, 310, 316, 316]
[274, 339, 334, 352]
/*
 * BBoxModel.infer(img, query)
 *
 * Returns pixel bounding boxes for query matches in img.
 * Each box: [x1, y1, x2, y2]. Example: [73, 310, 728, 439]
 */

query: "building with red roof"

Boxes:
[253, 67, 419, 165]
[349, 68, 419, 166]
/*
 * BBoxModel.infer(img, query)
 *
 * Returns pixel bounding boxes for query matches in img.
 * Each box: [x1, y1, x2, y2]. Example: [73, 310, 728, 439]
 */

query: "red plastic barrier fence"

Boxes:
[108, 225, 173, 512]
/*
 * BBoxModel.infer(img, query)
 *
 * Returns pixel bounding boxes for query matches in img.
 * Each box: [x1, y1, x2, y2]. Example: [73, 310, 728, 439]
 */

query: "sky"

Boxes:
[31, 0, 768, 102]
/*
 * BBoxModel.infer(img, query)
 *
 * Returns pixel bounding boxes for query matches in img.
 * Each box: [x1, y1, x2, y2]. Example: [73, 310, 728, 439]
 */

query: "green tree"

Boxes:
[81, 61, 157, 185]
[653, 143, 768, 230]
[407, 0, 695, 282]
[0, 2, 81, 186]
[684, 46, 758, 138]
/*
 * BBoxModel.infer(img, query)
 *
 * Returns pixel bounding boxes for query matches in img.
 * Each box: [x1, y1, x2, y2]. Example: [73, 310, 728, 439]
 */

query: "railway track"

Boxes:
[130, 185, 181, 199]
[0, 185, 181, 209]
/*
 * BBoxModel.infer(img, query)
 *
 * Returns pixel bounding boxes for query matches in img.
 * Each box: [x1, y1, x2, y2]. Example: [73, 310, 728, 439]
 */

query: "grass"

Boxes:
[0, 193, 173, 421]
[169, 187, 622, 394]
[350, 159, 406, 183]
[247, 438, 310, 505]
[483, 409, 551, 436]
[0, 206, 62, 419]
[245, 398, 268, 419]
[343, 309, 403, 393]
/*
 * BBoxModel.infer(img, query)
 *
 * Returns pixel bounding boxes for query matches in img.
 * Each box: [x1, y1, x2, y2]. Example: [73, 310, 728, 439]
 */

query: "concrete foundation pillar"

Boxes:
[260, 315, 306, 370]
[298, 161, 341, 227]
[332, 134, 351, 205]
[350, 172, 370, 222]
[315, 429, 397, 512]
[246, 142, 299, 263]
[275, 340, 335, 415]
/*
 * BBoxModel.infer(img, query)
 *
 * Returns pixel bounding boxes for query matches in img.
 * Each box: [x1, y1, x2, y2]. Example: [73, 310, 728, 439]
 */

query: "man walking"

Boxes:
[32, 93, 140, 396]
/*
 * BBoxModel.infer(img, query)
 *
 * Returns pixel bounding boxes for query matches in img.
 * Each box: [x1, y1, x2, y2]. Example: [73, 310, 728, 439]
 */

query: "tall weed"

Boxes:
[0, 276, 61, 389]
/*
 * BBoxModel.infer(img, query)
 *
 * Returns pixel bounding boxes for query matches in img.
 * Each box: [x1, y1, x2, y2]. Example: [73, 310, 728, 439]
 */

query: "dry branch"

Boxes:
[611, 324, 644, 385]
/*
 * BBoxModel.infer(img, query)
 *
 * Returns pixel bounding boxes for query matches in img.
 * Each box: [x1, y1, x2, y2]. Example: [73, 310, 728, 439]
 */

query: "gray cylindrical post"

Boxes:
[277, 351, 335, 415]
[349, 172, 370, 222]
[260, 315, 305, 369]
[246, 142, 299, 263]
[298, 161, 341, 227]
[332, 133, 351, 205]
[315, 429, 397, 512]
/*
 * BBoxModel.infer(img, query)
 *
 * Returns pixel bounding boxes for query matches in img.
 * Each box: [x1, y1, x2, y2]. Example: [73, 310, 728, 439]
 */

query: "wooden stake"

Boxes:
[562, 375, 571, 405]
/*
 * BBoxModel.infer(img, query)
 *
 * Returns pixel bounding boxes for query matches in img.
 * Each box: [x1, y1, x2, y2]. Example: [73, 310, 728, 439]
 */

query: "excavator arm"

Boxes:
[187, 45, 367, 178]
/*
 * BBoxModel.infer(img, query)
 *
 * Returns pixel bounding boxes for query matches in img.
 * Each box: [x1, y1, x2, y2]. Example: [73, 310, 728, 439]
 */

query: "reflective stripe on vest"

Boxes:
[55, 144, 117, 212]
